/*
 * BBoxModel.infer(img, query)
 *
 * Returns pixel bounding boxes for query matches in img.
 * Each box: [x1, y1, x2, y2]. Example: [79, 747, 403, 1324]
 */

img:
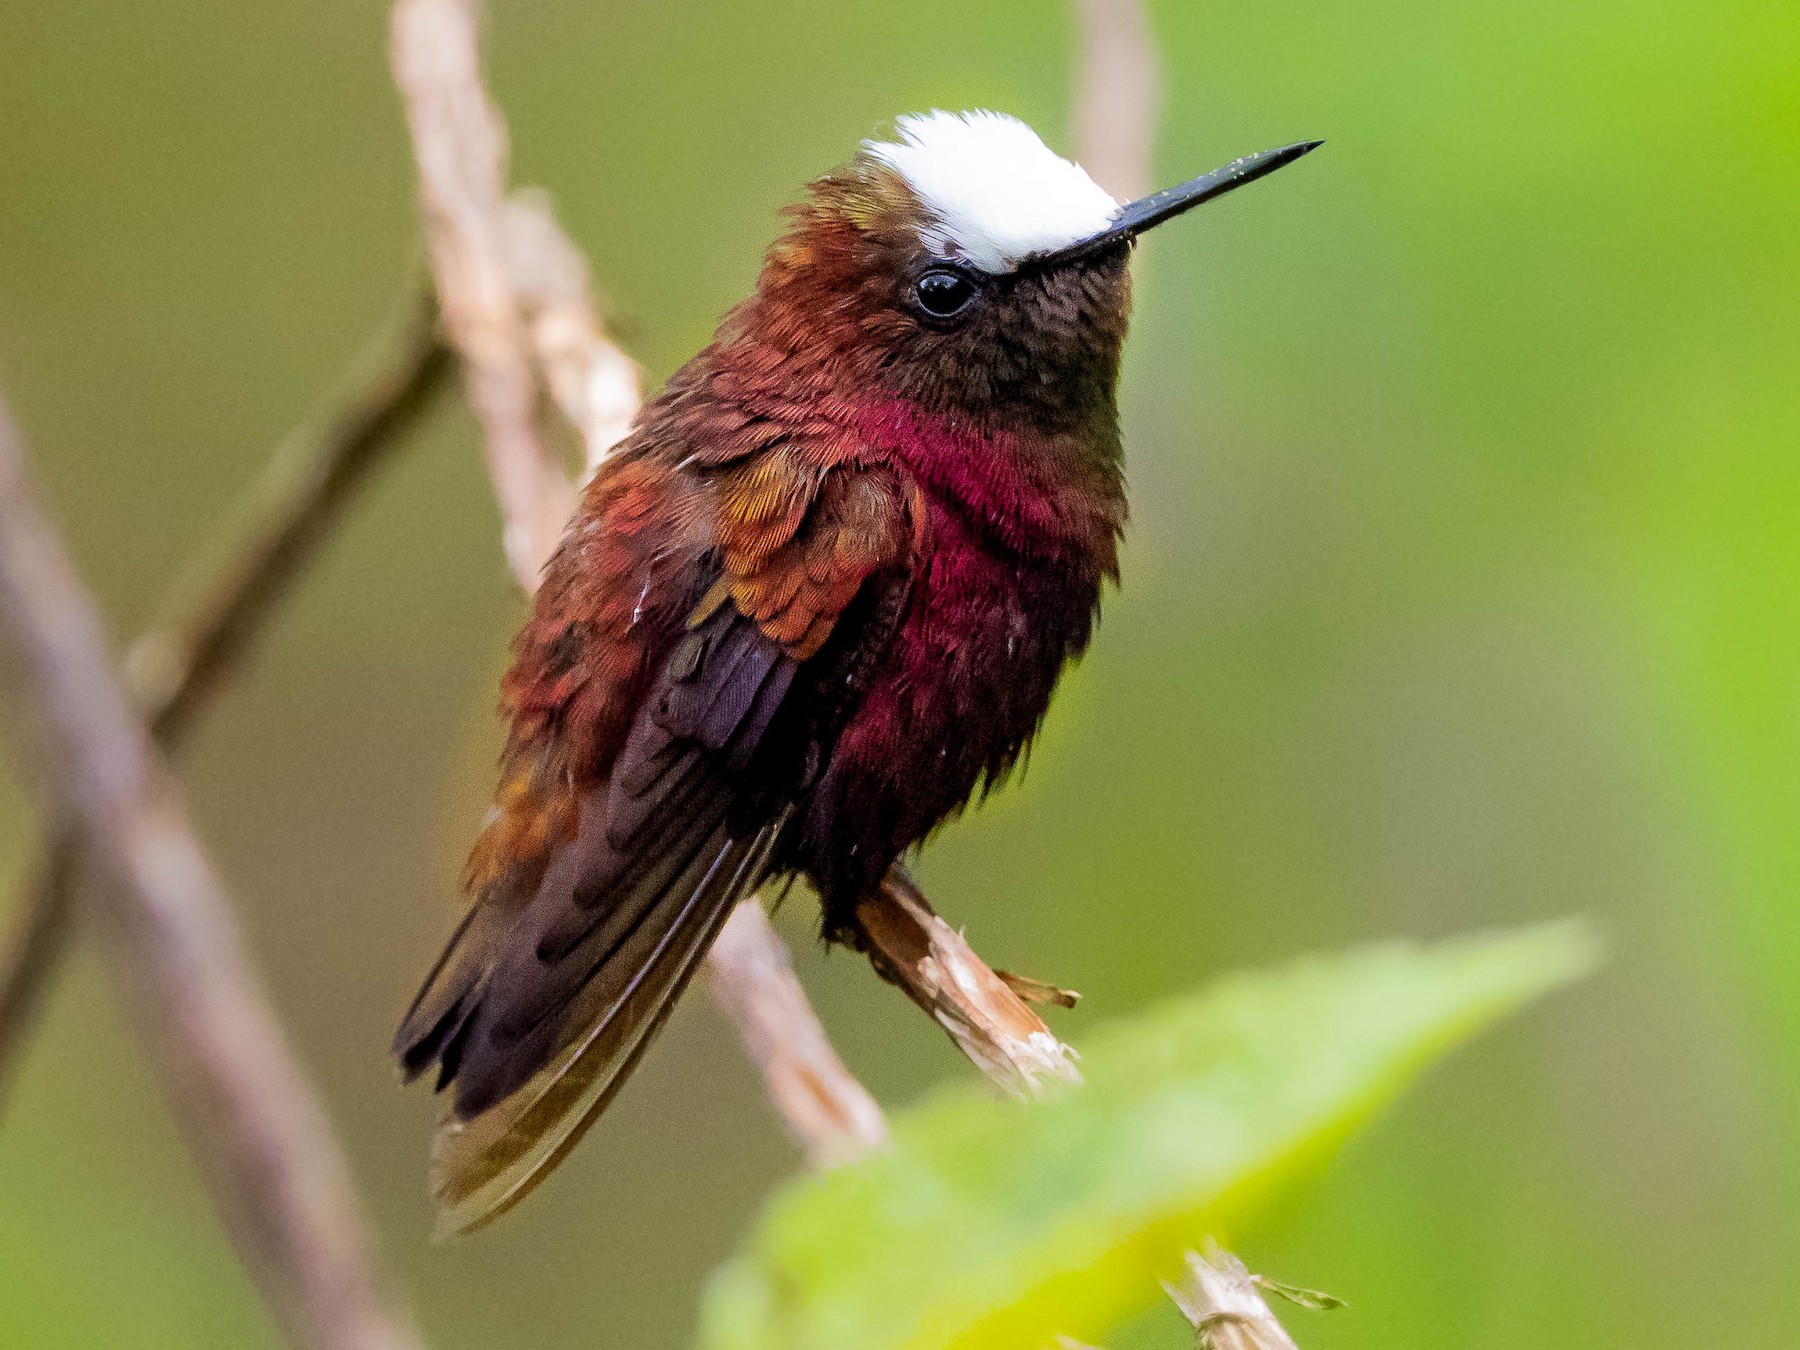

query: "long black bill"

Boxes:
[1037, 139, 1324, 265]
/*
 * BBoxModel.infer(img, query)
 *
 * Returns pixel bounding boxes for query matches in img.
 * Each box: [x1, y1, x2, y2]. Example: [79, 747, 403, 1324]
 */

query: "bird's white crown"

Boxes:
[863, 110, 1119, 274]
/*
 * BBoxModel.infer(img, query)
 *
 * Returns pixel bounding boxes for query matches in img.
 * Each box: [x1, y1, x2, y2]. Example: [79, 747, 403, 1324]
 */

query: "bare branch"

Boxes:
[390, 0, 573, 587]
[855, 870, 1082, 1095]
[1071, 0, 1162, 201]
[0, 295, 453, 1110]
[498, 193, 640, 475]
[1164, 1243, 1343, 1350]
[707, 903, 888, 1164]
[388, 0, 882, 1166]
[0, 396, 422, 1350]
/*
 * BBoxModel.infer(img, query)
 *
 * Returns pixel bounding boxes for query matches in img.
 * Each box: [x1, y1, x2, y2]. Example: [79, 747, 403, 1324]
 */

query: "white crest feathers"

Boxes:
[863, 110, 1119, 274]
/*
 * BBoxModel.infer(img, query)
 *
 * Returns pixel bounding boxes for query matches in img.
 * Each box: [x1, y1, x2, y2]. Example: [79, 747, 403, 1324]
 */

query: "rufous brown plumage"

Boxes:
[394, 110, 1319, 1231]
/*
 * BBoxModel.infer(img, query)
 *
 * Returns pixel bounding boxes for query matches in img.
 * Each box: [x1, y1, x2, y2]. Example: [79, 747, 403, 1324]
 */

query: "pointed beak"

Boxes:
[1035, 139, 1324, 266]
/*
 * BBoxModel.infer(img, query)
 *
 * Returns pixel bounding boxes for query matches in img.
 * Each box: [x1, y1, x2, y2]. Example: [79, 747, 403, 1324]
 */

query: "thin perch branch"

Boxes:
[1047, 1243, 1338, 1350]
[390, 0, 574, 586]
[498, 193, 641, 476]
[0, 295, 453, 1111]
[708, 903, 888, 1162]
[1071, 0, 1162, 201]
[1166, 1248, 1300, 1350]
[1163, 1242, 1342, 1349]
[856, 870, 1082, 1095]
[0, 394, 422, 1350]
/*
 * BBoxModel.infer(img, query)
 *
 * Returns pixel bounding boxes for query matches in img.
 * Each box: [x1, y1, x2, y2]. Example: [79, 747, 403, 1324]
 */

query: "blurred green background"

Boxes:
[1, 0, 1795, 1346]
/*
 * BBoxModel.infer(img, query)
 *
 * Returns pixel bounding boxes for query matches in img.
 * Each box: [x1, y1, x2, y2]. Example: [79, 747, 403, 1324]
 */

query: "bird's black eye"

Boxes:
[914, 267, 977, 321]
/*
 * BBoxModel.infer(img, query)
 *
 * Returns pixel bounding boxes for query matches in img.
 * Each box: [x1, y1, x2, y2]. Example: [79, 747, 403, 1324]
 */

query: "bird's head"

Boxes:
[734, 110, 1320, 441]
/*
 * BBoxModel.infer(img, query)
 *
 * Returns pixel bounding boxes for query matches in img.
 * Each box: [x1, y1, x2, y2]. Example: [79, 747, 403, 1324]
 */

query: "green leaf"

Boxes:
[698, 921, 1600, 1350]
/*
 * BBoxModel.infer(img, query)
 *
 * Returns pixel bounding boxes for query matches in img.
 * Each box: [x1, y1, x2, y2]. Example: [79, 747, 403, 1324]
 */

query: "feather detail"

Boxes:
[429, 815, 788, 1236]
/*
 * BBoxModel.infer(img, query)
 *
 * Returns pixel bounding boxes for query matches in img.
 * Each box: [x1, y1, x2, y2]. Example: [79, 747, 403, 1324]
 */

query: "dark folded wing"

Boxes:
[398, 603, 799, 1234]
[393, 457, 918, 1234]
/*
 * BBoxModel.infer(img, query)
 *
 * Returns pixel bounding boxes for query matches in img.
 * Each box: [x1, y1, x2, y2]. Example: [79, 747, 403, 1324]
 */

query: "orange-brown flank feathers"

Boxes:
[716, 459, 917, 660]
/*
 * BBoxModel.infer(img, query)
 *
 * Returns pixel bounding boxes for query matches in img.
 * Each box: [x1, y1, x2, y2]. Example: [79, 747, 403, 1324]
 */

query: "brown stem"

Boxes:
[0, 394, 422, 1350]
[390, 0, 574, 588]
[1163, 1244, 1320, 1350]
[1071, 0, 1162, 201]
[497, 192, 641, 475]
[707, 902, 889, 1164]
[855, 869, 1082, 1096]
[0, 295, 452, 1111]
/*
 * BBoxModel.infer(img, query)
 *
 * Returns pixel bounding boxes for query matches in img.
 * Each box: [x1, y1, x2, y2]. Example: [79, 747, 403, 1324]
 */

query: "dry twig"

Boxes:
[1071, 0, 1163, 201]
[0, 295, 452, 1109]
[390, 0, 574, 585]
[0, 395, 422, 1350]
[1165, 1249, 1299, 1350]
[1046, 1245, 1339, 1350]
[1163, 1243, 1343, 1350]
[856, 871, 1083, 1094]
[497, 193, 640, 475]
[708, 902, 889, 1161]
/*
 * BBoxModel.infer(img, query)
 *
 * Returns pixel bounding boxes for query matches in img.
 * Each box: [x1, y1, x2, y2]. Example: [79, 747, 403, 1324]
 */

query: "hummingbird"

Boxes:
[395, 110, 1319, 1233]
